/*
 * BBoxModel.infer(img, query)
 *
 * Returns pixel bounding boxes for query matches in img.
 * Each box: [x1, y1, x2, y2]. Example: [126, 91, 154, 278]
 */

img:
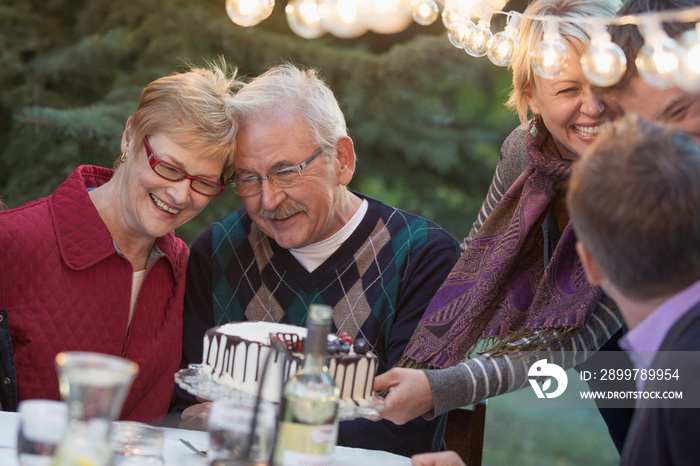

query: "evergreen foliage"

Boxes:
[0, 0, 521, 244]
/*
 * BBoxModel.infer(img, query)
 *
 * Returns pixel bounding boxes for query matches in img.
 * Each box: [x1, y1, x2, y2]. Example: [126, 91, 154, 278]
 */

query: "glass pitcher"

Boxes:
[53, 351, 139, 466]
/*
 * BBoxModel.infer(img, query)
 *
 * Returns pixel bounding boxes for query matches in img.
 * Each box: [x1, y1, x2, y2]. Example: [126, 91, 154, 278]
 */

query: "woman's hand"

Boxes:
[373, 368, 435, 425]
[411, 451, 466, 466]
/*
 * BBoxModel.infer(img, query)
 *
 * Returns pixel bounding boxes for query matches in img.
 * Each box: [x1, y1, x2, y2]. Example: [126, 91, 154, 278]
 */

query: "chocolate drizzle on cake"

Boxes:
[205, 327, 291, 382]
[202, 322, 378, 405]
[327, 353, 377, 405]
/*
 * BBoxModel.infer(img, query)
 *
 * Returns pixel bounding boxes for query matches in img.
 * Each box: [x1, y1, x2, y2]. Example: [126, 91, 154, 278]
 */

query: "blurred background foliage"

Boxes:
[0, 0, 524, 244]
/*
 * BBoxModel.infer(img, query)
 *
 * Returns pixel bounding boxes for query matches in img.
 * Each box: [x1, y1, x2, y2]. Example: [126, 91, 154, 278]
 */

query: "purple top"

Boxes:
[620, 278, 700, 390]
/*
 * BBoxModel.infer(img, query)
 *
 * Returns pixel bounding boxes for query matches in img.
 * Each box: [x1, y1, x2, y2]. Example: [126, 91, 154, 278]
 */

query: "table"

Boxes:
[0, 411, 411, 465]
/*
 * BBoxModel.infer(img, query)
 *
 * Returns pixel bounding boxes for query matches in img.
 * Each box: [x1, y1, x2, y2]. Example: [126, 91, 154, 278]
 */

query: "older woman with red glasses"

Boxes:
[0, 62, 240, 424]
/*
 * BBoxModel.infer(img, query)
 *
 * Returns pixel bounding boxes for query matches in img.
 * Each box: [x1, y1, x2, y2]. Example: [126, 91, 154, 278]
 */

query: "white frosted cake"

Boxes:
[202, 321, 378, 406]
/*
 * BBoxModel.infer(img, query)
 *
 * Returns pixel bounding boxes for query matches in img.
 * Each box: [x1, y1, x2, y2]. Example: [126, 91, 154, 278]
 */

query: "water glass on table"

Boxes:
[110, 421, 165, 465]
[16, 399, 68, 466]
[207, 398, 277, 464]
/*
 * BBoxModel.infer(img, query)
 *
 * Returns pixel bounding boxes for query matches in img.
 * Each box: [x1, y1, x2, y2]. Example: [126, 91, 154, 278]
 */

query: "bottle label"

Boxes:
[275, 421, 337, 465]
[282, 450, 334, 466]
[310, 425, 337, 444]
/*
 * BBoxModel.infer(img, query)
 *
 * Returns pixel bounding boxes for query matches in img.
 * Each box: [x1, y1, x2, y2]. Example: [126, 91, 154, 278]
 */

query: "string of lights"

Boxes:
[224, 0, 700, 91]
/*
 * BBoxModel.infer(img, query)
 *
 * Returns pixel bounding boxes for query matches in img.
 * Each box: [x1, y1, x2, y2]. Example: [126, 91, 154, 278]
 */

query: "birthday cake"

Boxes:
[201, 321, 378, 406]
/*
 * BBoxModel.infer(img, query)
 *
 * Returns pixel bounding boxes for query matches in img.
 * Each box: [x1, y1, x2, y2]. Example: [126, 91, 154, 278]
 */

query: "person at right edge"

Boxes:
[568, 114, 700, 465]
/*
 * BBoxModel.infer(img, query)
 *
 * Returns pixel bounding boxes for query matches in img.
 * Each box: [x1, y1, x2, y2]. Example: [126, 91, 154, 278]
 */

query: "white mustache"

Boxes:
[258, 203, 307, 220]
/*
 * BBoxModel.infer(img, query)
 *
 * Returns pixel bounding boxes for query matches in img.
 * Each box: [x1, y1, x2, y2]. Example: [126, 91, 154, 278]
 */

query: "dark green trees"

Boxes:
[0, 0, 518, 243]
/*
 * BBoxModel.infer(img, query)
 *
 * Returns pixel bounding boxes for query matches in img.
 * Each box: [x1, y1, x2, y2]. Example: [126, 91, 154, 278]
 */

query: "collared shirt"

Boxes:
[289, 199, 368, 272]
[620, 278, 700, 390]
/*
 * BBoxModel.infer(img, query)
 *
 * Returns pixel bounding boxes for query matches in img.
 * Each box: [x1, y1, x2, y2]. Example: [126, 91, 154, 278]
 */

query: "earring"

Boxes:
[120, 153, 127, 163]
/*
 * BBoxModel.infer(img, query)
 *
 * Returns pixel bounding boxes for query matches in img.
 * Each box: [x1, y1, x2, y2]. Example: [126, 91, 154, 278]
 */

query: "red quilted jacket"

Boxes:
[0, 165, 187, 423]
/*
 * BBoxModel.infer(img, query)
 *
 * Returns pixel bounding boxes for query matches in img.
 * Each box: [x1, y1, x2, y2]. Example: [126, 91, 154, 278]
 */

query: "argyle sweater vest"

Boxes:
[188, 195, 460, 371]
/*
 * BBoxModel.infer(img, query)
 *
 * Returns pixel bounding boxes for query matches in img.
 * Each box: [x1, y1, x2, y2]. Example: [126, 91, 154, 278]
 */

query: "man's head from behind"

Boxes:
[226, 64, 358, 249]
[568, 115, 700, 302]
[606, 0, 700, 142]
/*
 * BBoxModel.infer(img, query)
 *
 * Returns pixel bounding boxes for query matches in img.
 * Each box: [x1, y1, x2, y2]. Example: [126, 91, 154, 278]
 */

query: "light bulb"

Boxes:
[442, 5, 464, 29]
[441, 0, 482, 27]
[448, 18, 476, 50]
[486, 13, 521, 67]
[636, 41, 681, 89]
[286, 0, 326, 39]
[463, 10, 493, 57]
[452, 0, 486, 19]
[319, 0, 367, 38]
[412, 0, 439, 26]
[358, 0, 413, 34]
[487, 31, 519, 66]
[636, 21, 681, 89]
[531, 21, 568, 78]
[532, 41, 568, 78]
[672, 26, 700, 93]
[225, 0, 275, 27]
[580, 24, 626, 87]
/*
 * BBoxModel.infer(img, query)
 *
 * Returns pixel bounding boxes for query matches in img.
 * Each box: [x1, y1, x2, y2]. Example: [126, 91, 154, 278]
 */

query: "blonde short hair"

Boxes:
[506, 0, 621, 125]
[128, 60, 243, 182]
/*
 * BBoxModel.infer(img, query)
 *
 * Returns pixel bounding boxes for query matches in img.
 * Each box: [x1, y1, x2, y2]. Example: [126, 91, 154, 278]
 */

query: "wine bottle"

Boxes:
[273, 304, 340, 466]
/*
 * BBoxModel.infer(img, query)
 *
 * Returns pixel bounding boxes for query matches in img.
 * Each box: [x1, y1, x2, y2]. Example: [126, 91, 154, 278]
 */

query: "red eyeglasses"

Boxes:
[143, 137, 225, 197]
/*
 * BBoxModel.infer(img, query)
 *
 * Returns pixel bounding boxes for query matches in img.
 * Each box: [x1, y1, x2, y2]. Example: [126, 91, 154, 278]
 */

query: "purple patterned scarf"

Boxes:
[400, 117, 602, 369]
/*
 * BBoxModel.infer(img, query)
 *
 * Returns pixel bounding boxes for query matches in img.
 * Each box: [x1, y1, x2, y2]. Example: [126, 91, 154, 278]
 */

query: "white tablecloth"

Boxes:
[0, 411, 411, 465]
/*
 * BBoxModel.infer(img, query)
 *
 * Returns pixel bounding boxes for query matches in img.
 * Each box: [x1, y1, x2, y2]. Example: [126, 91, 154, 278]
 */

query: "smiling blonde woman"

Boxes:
[376, 0, 636, 457]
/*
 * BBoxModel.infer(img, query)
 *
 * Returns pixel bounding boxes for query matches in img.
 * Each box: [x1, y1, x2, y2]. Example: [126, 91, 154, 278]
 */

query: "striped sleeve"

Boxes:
[424, 295, 624, 416]
[461, 125, 530, 250]
[462, 159, 511, 248]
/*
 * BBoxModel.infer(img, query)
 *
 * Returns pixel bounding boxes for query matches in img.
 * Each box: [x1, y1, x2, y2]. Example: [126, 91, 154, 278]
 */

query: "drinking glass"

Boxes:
[111, 421, 165, 465]
[207, 398, 277, 464]
[16, 399, 68, 466]
[53, 351, 139, 466]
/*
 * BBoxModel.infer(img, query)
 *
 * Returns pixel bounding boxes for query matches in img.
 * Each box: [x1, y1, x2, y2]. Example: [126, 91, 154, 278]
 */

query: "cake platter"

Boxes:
[337, 393, 386, 421]
[174, 364, 386, 421]
[174, 364, 260, 405]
